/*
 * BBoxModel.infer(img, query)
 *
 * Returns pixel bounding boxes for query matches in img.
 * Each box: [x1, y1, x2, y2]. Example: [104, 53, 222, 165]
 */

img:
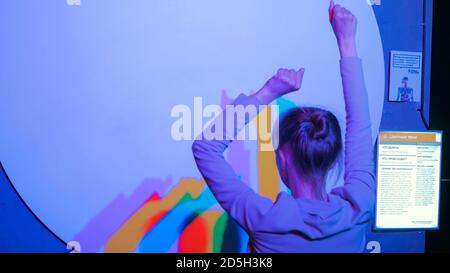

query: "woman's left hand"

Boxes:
[255, 68, 305, 104]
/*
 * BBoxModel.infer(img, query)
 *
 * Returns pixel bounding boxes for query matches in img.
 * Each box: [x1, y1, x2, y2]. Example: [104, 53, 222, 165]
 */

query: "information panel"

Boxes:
[376, 131, 442, 230]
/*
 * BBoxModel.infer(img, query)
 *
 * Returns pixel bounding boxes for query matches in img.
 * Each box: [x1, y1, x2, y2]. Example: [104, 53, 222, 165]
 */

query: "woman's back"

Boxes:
[249, 193, 370, 253]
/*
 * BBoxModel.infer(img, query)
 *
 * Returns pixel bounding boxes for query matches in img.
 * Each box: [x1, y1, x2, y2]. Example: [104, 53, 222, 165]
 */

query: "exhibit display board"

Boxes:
[376, 131, 442, 230]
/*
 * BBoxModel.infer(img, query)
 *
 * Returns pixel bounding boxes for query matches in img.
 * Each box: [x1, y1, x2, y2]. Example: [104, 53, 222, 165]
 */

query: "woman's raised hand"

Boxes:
[254, 68, 305, 104]
[329, 1, 358, 58]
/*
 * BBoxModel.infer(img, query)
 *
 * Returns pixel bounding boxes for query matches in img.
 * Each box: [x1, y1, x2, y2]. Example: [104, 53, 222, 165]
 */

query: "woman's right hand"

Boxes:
[329, 1, 358, 58]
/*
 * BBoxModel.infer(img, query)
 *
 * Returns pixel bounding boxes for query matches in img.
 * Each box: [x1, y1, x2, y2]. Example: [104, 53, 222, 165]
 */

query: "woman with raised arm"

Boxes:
[192, 2, 376, 253]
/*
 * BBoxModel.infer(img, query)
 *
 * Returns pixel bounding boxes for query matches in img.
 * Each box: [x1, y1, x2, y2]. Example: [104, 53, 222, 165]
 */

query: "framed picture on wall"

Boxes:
[388, 51, 423, 103]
